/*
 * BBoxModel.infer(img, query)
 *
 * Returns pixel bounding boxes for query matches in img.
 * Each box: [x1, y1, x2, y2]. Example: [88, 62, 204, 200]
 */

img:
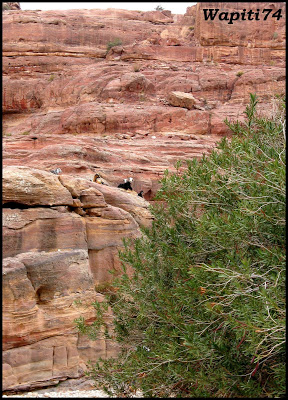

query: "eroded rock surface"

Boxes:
[2, 3, 285, 202]
[2, 167, 152, 391]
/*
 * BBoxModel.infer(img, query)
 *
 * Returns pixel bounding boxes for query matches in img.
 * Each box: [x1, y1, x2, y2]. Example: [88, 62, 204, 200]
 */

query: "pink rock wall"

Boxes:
[2, 167, 152, 391]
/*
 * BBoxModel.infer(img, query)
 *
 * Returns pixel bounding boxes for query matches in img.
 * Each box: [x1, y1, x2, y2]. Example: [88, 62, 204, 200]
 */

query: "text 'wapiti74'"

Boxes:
[203, 8, 283, 25]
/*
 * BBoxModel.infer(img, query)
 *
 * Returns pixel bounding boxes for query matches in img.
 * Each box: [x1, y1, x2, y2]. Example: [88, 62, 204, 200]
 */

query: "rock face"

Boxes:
[2, 167, 152, 391]
[2, 2, 286, 392]
[194, 2, 285, 50]
[2, 3, 285, 202]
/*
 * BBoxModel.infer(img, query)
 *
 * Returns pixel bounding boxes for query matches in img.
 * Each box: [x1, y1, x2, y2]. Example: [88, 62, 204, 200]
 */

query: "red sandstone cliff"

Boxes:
[2, 3, 285, 196]
[2, 166, 152, 391]
[2, 2, 286, 392]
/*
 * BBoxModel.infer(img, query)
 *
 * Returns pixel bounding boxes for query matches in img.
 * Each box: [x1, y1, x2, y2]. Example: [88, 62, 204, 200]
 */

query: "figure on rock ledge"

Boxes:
[118, 177, 133, 191]
[50, 168, 62, 175]
[93, 173, 105, 185]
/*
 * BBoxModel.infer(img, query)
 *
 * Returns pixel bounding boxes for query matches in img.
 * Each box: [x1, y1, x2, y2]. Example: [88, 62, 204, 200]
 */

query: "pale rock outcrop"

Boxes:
[2, 166, 73, 206]
[168, 91, 197, 109]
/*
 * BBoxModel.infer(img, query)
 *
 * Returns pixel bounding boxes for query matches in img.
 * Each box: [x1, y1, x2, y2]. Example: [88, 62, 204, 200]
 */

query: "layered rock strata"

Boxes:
[2, 166, 152, 391]
[2, 3, 285, 200]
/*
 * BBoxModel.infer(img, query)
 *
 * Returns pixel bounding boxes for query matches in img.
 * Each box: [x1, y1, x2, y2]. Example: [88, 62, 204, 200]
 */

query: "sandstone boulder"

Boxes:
[3, 335, 87, 391]
[2, 248, 112, 391]
[168, 91, 197, 109]
[85, 207, 140, 251]
[3, 166, 73, 206]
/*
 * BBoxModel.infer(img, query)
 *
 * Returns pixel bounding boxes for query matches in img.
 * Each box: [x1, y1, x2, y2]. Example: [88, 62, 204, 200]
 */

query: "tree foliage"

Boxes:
[75, 94, 286, 398]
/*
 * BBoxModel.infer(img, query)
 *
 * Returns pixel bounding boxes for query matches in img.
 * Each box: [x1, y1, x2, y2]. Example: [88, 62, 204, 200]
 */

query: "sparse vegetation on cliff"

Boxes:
[106, 38, 122, 51]
[272, 32, 279, 40]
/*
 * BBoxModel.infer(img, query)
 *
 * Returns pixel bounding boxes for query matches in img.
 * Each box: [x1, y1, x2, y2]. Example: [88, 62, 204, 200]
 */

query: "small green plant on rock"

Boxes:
[95, 282, 117, 294]
[236, 71, 244, 77]
[106, 38, 122, 51]
[73, 299, 83, 306]
[272, 32, 278, 40]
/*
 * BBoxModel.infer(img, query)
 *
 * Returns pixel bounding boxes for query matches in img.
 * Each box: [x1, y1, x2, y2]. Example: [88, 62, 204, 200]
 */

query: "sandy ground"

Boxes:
[2, 378, 143, 398]
[2, 390, 111, 398]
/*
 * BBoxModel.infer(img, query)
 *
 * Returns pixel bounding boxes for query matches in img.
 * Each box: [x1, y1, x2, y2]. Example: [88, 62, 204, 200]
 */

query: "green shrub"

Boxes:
[76, 94, 286, 397]
[236, 71, 244, 77]
[272, 32, 279, 40]
[106, 38, 122, 51]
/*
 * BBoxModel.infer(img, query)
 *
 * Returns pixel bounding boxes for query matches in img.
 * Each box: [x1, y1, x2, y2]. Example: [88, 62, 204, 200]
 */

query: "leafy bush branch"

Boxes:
[75, 93, 286, 398]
